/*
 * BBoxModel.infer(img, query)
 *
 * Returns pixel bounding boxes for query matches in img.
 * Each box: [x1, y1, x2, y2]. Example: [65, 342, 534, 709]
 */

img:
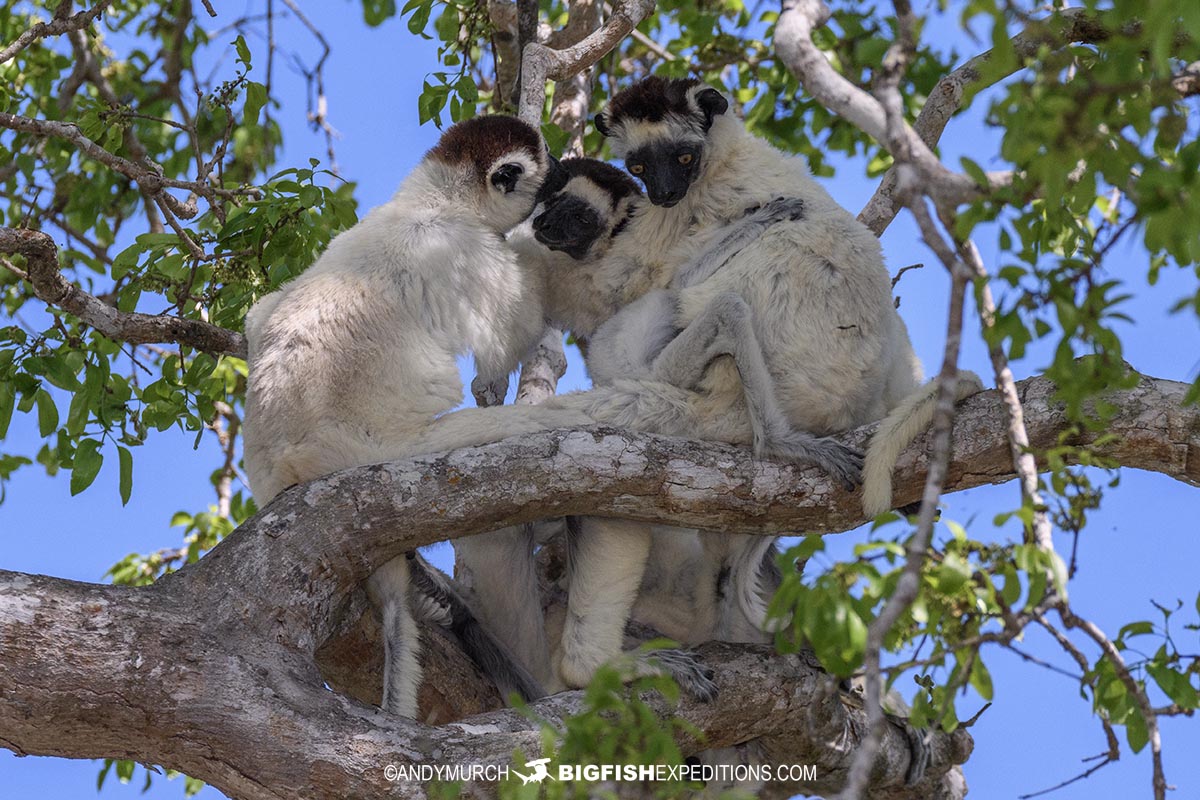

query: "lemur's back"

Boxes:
[664, 118, 919, 433]
[243, 195, 539, 501]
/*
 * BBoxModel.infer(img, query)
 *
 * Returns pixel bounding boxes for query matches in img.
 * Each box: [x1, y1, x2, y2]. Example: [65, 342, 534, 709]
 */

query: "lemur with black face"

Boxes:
[241, 114, 558, 718]
[525, 87, 947, 781]
[593, 76, 981, 517]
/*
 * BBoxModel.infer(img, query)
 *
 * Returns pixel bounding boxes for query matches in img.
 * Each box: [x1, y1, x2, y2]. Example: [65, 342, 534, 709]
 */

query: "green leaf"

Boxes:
[1118, 621, 1154, 640]
[118, 446, 133, 506]
[299, 184, 321, 208]
[1147, 663, 1199, 709]
[71, 439, 103, 496]
[135, 232, 180, 247]
[233, 35, 251, 66]
[969, 657, 994, 701]
[244, 81, 267, 127]
[35, 389, 59, 437]
[407, 0, 432, 37]
[960, 157, 989, 188]
[362, 0, 398, 26]
[454, 73, 478, 105]
[541, 122, 570, 159]
[0, 382, 14, 439]
[66, 388, 89, 437]
[1125, 708, 1149, 753]
[30, 355, 81, 391]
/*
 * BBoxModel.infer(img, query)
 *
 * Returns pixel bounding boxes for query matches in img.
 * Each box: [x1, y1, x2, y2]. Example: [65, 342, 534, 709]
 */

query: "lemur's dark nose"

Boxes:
[651, 189, 683, 207]
[491, 163, 524, 193]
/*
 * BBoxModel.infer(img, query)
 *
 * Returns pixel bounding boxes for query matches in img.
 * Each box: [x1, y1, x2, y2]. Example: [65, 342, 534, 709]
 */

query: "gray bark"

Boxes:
[1, 370, 1195, 798]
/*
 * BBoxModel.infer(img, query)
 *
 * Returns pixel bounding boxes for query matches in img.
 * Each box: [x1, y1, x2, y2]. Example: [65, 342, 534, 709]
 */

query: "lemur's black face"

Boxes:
[533, 194, 604, 260]
[624, 141, 703, 207]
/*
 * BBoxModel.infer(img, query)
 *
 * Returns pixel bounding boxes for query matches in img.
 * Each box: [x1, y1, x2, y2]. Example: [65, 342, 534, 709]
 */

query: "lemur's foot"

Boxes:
[759, 429, 863, 491]
[555, 646, 718, 702]
[639, 648, 719, 702]
[744, 196, 806, 222]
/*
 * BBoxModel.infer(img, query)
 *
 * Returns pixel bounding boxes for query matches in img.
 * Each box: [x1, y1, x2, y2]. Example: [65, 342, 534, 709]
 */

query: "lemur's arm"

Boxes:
[649, 290, 862, 489]
[671, 197, 806, 290]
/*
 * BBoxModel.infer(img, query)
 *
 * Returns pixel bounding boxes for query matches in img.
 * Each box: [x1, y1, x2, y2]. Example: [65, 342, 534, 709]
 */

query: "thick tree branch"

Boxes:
[2, 370, 1193, 797]
[517, 0, 655, 124]
[514, 327, 568, 404]
[0, 0, 113, 66]
[0, 227, 248, 358]
[547, 0, 602, 156]
[0, 572, 969, 800]
[179, 369, 1198, 657]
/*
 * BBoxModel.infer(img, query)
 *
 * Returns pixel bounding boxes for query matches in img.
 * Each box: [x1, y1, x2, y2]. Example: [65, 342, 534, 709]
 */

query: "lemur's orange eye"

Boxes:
[678, 153, 694, 165]
[629, 164, 645, 175]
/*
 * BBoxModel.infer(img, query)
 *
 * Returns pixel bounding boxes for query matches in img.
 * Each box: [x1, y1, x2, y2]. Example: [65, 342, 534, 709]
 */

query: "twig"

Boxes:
[210, 401, 242, 520]
[775, 0, 1007, 214]
[1033, 615, 1122, 747]
[279, 0, 339, 174]
[1017, 752, 1119, 799]
[890, 262, 924, 289]
[838, 201, 972, 800]
[0, 113, 254, 217]
[960, 239, 1053, 550]
[0, 0, 114, 66]
[858, 10, 1194, 235]
[1056, 606, 1167, 799]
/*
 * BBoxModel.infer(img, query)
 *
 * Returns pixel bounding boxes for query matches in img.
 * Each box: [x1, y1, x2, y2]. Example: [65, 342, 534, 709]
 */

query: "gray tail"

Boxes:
[407, 553, 546, 703]
[731, 537, 782, 634]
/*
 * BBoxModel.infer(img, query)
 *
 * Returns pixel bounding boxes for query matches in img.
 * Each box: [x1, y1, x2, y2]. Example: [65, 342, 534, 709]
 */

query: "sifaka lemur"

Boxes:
[242, 114, 559, 718]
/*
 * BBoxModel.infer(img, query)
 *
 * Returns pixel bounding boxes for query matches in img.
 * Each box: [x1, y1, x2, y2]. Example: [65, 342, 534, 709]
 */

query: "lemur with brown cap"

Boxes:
[242, 115, 558, 718]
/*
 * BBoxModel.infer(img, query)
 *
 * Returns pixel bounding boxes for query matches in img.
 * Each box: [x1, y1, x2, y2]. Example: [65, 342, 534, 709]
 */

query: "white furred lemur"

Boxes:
[242, 114, 558, 718]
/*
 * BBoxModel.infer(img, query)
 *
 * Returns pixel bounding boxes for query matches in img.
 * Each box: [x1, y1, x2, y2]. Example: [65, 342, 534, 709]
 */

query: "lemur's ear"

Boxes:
[594, 111, 612, 137]
[695, 88, 729, 129]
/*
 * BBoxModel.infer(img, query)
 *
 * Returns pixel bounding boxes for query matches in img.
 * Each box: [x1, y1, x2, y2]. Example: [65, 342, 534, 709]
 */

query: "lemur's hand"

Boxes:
[471, 374, 509, 407]
[744, 195, 805, 222]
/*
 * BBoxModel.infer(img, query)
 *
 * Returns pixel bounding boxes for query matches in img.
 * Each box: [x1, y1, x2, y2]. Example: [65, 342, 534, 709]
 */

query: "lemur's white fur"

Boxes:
[860, 369, 986, 516]
[242, 120, 551, 718]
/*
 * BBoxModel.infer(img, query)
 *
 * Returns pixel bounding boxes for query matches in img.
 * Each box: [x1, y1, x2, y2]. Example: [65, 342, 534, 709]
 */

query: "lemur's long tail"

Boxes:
[407, 553, 546, 703]
[861, 372, 985, 518]
[729, 536, 781, 634]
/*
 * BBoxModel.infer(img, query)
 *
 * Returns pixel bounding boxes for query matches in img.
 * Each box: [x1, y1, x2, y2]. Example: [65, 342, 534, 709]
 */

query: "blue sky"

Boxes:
[2, 2, 1199, 799]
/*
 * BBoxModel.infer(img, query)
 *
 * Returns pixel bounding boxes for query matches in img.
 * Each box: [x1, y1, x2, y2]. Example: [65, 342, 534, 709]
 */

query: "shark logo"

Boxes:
[511, 757, 552, 785]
